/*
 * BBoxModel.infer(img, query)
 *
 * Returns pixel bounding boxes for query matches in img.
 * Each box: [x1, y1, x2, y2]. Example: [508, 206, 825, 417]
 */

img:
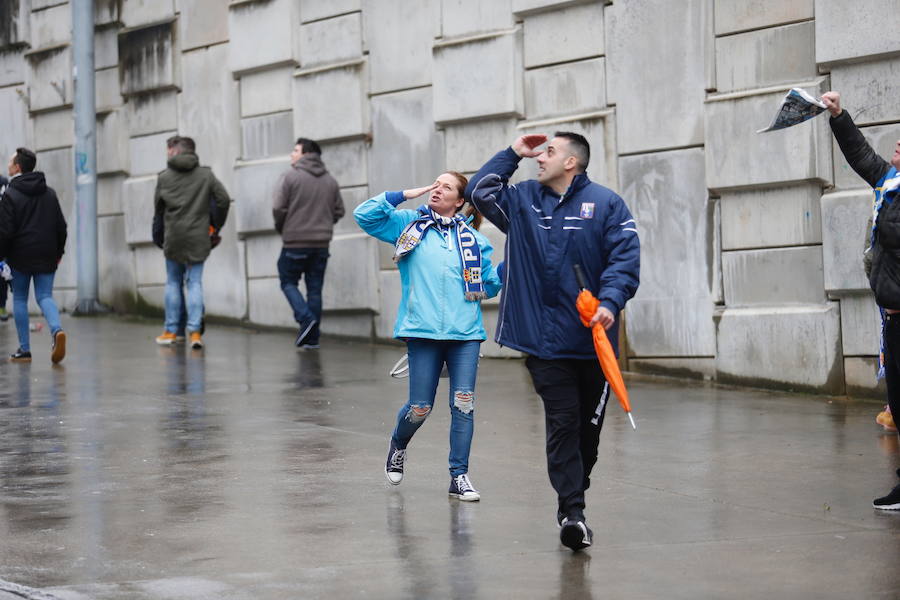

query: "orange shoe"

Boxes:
[876, 406, 897, 432]
[190, 331, 203, 349]
[155, 331, 177, 346]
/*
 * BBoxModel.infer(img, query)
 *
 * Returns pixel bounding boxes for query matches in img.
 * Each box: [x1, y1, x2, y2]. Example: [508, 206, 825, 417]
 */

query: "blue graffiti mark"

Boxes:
[75, 152, 89, 175]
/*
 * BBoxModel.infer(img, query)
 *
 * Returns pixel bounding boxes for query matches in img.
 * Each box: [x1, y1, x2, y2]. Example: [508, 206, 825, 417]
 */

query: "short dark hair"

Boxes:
[166, 135, 181, 148]
[295, 137, 321, 155]
[174, 136, 196, 154]
[14, 147, 36, 173]
[553, 131, 590, 171]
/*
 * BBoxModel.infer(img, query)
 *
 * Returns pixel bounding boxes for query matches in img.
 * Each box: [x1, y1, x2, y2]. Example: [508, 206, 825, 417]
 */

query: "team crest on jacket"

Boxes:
[580, 202, 595, 219]
[463, 266, 482, 284]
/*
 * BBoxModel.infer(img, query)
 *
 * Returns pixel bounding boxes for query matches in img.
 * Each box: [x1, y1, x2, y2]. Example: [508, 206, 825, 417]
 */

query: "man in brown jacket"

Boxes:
[273, 137, 344, 348]
[153, 136, 230, 349]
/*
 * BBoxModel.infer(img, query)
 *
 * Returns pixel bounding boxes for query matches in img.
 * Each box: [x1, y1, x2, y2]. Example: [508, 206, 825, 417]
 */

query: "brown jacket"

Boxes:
[273, 155, 344, 248]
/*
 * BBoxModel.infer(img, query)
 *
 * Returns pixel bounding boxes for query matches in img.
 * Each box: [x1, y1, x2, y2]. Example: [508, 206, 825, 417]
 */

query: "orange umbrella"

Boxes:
[574, 265, 636, 430]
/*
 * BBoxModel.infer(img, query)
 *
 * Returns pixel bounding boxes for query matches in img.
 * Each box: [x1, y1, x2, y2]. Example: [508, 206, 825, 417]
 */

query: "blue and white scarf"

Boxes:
[393, 206, 485, 301]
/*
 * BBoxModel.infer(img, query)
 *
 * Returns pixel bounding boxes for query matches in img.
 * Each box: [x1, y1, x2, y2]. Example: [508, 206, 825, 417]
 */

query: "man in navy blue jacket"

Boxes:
[466, 132, 640, 550]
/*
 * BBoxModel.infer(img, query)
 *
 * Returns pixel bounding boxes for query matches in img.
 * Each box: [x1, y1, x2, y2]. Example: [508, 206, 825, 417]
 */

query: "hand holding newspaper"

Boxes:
[758, 88, 826, 133]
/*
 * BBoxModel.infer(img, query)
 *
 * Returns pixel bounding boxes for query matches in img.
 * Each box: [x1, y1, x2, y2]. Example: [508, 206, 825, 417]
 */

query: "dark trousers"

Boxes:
[277, 247, 329, 343]
[525, 356, 609, 522]
[882, 314, 900, 448]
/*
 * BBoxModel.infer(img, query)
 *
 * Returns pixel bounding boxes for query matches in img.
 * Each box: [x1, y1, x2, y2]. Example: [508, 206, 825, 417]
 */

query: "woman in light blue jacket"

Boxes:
[354, 171, 502, 501]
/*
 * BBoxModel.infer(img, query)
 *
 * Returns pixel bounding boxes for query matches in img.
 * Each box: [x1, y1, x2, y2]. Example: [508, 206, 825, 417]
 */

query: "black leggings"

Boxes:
[882, 314, 900, 437]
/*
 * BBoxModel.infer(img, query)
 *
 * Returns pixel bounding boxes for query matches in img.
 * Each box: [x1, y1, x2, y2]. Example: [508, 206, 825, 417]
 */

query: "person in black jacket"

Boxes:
[823, 91, 900, 510]
[0, 148, 68, 363]
[0, 174, 8, 322]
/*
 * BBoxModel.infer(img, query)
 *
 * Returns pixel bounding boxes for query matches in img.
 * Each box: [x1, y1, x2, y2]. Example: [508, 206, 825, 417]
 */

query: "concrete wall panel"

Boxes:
[26, 46, 72, 111]
[829, 57, 900, 126]
[248, 277, 294, 327]
[705, 81, 833, 190]
[233, 158, 288, 236]
[433, 30, 523, 124]
[245, 233, 281, 279]
[124, 90, 178, 136]
[177, 44, 240, 191]
[714, 0, 814, 35]
[607, 0, 709, 153]
[94, 0, 119, 27]
[97, 173, 125, 216]
[180, 0, 230, 51]
[33, 108, 72, 151]
[129, 131, 175, 176]
[334, 186, 369, 236]
[98, 215, 137, 310]
[0, 0, 30, 49]
[321, 140, 367, 188]
[0, 48, 26, 86]
[37, 147, 76, 290]
[512, 0, 587, 14]
[441, 0, 514, 38]
[134, 244, 166, 286]
[96, 109, 129, 174]
[844, 356, 885, 398]
[522, 1, 603, 68]
[376, 269, 401, 339]
[30, 3, 71, 50]
[300, 0, 361, 23]
[122, 175, 157, 246]
[833, 123, 900, 191]
[716, 303, 843, 393]
[118, 21, 178, 96]
[239, 65, 294, 117]
[368, 88, 444, 194]
[293, 62, 367, 142]
[621, 147, 715, 357]
[120, 0, 175, 28]
[715, 22, 817, 93]
[299, 12, 362, 67]
[722, 246, 825, 306]
[839, 293, 880, 357]
[524, 57, 605, 120]
[322, 234, 380, 311]
[0, 85, 33, 157]
[95, 66, 122, 111]
[241, 111, 294, 161]
[815, 0, 900, 65]
[821, 189, 871, 294]
[364, 0, 438, 94]
[202, 218, 248, 319]
[228, 0, 300, 75]
[95, 26, 119, 70]
[720, 184, 823, 250]
[444, 118, 518, 174]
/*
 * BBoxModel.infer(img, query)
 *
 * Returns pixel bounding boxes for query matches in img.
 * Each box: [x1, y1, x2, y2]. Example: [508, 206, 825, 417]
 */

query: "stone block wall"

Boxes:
[0, 0, 896, 396]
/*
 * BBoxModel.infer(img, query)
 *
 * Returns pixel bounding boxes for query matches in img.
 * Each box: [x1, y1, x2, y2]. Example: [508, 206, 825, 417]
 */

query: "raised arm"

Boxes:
[464, 134, 547, 233]
[353, 184, 437, 244]
[823, 91, 891, 188]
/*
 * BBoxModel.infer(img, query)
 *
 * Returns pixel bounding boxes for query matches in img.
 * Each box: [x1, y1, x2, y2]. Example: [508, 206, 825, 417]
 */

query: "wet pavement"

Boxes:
[0, 316, 897, 599]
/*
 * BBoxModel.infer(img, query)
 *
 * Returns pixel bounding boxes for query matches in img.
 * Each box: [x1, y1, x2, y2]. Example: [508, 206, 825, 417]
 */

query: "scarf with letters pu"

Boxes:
[393, 206, 485, 301]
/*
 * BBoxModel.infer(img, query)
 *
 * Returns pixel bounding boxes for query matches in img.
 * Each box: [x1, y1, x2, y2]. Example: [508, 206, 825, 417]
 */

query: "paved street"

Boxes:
[0, 316, 897, 599]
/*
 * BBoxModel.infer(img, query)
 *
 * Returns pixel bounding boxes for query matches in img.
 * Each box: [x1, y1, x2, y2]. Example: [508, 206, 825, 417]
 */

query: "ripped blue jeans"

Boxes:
[391, 338, 481, 477]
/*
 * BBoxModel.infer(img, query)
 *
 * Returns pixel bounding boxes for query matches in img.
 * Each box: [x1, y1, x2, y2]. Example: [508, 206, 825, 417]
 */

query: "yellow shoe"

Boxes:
[156, 331, 177, 346]
[876, 407, 897, 432]
[190, 331, 203, 350]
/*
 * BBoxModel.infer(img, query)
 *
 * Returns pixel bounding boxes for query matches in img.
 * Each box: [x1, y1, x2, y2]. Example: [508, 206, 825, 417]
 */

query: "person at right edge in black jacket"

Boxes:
[823, 91, 900, 510]
[0, 147, 68, 364]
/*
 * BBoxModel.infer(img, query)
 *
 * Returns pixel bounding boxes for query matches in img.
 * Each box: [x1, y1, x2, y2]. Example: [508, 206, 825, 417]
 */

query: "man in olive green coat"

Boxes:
[152, 136, 230, 349]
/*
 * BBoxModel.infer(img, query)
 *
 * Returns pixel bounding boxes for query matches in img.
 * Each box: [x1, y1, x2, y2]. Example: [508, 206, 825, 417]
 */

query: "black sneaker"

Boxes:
[295, 320, 317, 347]
[448, 474, 480, 501]
[560, 518, 593, 551]
[9, 348, 31, 362]
[873, 483, 900, 510]
[385, 439, 406, 485]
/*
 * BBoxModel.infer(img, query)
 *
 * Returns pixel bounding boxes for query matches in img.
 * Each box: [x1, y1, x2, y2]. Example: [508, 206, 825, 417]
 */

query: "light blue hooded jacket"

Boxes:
[354, 191, 502, 341]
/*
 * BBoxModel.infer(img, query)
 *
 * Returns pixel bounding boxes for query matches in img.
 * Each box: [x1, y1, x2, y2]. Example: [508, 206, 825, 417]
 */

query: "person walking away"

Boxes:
[0, 148, 68, 363]
[355, 171, 502, 501]
[822, 91, 900, 509]
[152, 136, 230, 349]
[466, 132, 640, 550]
[273, 138, 344, 349]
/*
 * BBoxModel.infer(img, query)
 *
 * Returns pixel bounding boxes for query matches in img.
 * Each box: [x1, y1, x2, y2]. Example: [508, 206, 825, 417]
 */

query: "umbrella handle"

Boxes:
[573, 264, 589, 290]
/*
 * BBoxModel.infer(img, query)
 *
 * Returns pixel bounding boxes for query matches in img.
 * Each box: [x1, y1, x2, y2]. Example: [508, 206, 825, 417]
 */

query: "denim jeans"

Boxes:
[165, 260, 204, 333]
[277, 247, 328, 343]
[9, 268, 62, 352]
[392, 338, 481, 477]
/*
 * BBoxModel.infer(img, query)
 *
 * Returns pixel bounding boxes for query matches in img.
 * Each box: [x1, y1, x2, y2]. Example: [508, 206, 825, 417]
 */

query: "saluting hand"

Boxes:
[512, 134, 548, 158]
[403, 182, 439, 200]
